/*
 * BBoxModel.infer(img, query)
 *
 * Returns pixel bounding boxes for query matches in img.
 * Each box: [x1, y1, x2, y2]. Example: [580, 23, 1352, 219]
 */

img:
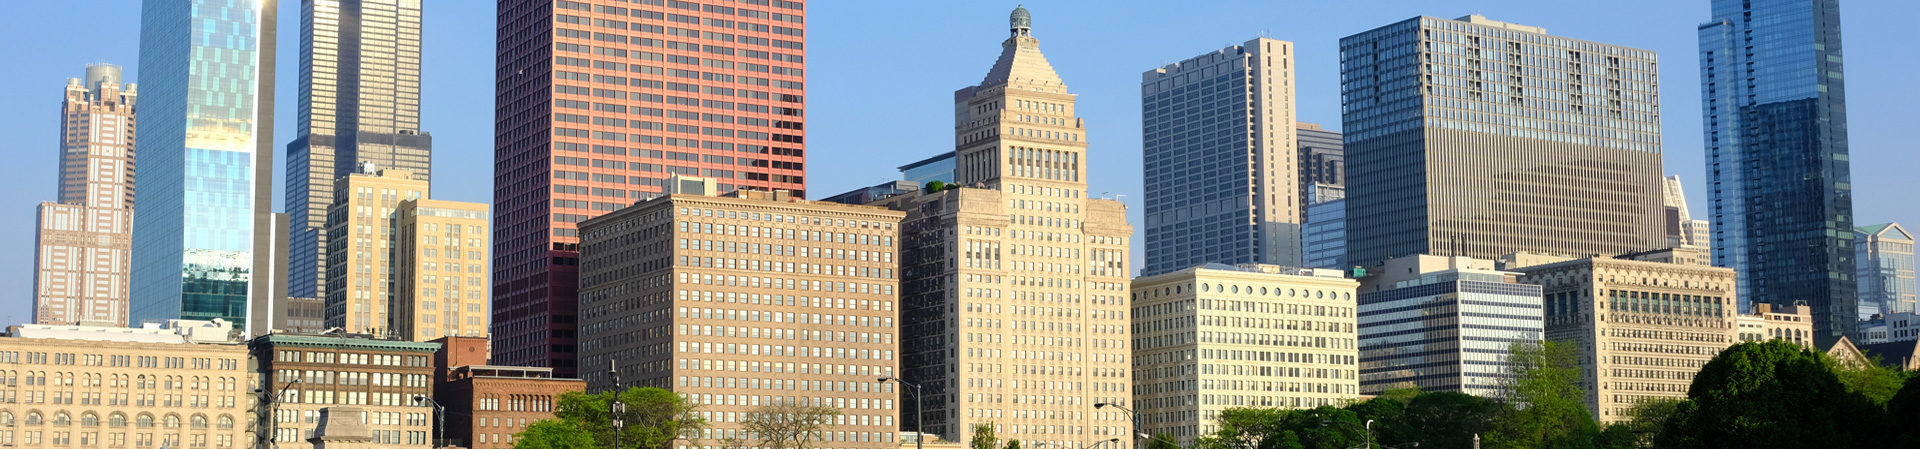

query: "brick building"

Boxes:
[432, 336, 584, 449]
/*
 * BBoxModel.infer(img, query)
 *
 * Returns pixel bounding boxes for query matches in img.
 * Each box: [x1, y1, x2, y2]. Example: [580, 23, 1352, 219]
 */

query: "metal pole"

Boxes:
[1365, 419, 1374, 449]
[611, 358, 624, 449]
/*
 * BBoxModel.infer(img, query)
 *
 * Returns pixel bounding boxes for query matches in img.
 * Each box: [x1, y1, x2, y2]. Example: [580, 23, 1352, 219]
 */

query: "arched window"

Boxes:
[53, 412, 69, 426]
[163, 414, 180, 429]
[25, 412, 42, 425]
[0, 411, 13, 426]
[80, 413, 97, 427]
[190, 415, 207, 429]
[136, 414, 154, 428]
[109, 413, 126, 427]
[217, 415, 234, 429]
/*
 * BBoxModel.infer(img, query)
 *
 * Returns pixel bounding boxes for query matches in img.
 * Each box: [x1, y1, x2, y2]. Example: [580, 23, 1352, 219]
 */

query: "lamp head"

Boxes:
[1094, 403, 1108, 409]
[878, 377, 892, 382]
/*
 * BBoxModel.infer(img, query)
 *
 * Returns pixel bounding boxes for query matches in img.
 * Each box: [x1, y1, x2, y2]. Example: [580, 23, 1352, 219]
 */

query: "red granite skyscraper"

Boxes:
[493, 0, 807, 376]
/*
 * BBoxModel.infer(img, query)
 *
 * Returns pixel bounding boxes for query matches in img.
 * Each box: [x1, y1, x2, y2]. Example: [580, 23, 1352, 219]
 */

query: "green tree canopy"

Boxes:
[1656, 340, 1886, 448]
[529, 387, 706, 449]
[1487, 341, 1598, 449]
[516, 419, 600, 449]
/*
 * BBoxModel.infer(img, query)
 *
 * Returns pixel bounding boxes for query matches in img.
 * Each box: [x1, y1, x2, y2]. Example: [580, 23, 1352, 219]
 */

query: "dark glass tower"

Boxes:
[1699, 0, 1854, 341]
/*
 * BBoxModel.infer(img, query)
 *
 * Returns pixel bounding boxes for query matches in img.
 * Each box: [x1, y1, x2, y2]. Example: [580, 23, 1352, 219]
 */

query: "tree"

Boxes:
[1656, 340, 1886, 449]
[1833, 353, 1908, 404]
[547, 387, 707, 449]
[1396, 392, 1499, 449]
[1145, 433, 1180, 449]
[1487, 341, 1598, 449]
[1193, 408, 1281, 449]
[970, 423, 1001, 449]
[741, 402, 839, 449]
[516, 420, 600, 449]
[1885, 375, 1920, 446]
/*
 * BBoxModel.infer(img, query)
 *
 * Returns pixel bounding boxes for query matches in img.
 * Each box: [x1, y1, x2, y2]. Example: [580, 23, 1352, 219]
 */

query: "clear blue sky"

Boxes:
[0, 0, 1914, 325]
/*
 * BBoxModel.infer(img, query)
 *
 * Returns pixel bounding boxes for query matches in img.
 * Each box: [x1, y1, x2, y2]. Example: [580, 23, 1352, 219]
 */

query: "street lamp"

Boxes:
[1092, 403, 1137, 449]
[878, 377, 924, 449]
[1319, 419, 1373, 449]
[1090, 438, 1121, 449]
[610, 359, 625, 449]
[256, 378, 302, 449]
[413, 395, 445, 448]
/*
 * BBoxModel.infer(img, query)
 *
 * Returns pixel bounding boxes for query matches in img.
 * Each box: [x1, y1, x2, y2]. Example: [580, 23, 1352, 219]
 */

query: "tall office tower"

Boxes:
[394, 198, 492, 341]
[322, 169, 427, 337]
[130, 0, 277, 330]
[34, 64, 139, 326]
[287, 0, 430, 305]
[1512, 256, 1737, 422]
[492, 0, 809, 377]
[1340, 15, 1665, 268]
[885, 7, 1135, 448]
[1661, 176, 1710, 253]
[1302, 199, 1346, 269]
[1141, 38, 1299, 276]
[1857, 224, 1915, 318]
[1132, 264, 1359, 445]
[575, 185, 903, 449]
[1356, 255, 1542, 397]
[1297, 122, 1345, 206]
[1700, 0, 1854, 338]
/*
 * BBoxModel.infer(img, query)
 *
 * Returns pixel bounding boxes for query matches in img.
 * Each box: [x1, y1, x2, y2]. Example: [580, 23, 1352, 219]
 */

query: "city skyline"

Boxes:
[0, 0, 1917, 324]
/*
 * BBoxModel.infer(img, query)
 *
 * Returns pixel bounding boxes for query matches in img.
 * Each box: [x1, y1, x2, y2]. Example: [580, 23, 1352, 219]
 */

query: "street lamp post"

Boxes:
[257, 378, 302, 449]
[1092, 403, 1137, 449]
[1320, 419, 1374, 449]
[413, 395, 446, 448]
[611, 359, 625, 449]
[878, 377, 924, 449]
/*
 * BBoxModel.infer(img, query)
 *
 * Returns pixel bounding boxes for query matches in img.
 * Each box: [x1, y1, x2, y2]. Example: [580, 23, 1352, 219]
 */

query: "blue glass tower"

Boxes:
[130, 0, 278, 330]
[1699, 0, 1854, 340]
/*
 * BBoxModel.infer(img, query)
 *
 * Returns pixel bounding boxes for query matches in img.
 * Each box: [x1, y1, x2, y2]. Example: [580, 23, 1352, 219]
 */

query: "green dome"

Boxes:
[1010, 5, 1031, 30]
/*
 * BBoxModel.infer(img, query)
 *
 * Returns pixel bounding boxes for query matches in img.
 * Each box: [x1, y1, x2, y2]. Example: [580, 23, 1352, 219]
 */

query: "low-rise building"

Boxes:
[1357, 255, 1543, 397]
[1132, 264, 1359, 445]
[433, 336, 584, 449]
[1738, 303, 1815, 347]
[252, 334, 440, 449]
[0, 319, 251, 449]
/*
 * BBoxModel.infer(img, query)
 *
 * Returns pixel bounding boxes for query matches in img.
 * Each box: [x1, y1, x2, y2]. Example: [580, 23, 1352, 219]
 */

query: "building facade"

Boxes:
[1302, 200, 1345, 270]
[1513, 257, 1737, 422]
[36, 64, 138, 326]
[1700, 0, 1855, 339]
[1856, 223, 1915, 318]
[1339, 15, 1665, 268]
[1356, 255, 1543, 397]
[289, 0, 433, 304]
[130, 0, 278, 331]
[1131, 264, 1359, 445]
[899, 152, 956, 187]
[253, 334, 438, 449]
[1661, 176, 1709, 254]
[0, 319, 251, 449]
[1296, 123, 1344, 209]
[492, 0, 810, 378]
[394, 199, 492, 341]
[433, 336, 583, 449]
[886, 8, 1135, 448]
[1141, 38, 1299, 275]
[324, 170, 429, 337]
[576, 187, 902, 449]
[1736, 303, 1815, 346]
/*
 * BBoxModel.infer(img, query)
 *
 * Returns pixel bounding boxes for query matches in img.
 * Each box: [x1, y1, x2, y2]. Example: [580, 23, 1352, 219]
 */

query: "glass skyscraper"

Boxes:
[130, 0, 278, 329]
[1699, 0, 1855, 340]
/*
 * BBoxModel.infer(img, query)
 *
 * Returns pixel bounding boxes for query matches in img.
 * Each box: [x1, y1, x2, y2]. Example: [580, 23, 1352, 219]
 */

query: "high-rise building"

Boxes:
[130, 0, 278, 331]
[1356, 255, 1542, 397]
[1141, 38, 1299, 276]
[1700, 0, 1855, 339]
[1661, 176, 1709, 253]
[1856, 223, 1915, 318]
[883, 7, 1135, 448]
[0, 319, 251, 449]
[252, 334, 439, 449]
[575, 186, 903, 449]
[395, 199, 492, 341]
[323, 169, 428, 337]
[35, 64, 138, 326]
[1302, 200, 1346, 269]
[1131, 264, 1359, 445]
[288, 0, 432, 304]
[1297, 123, 1345, 207]
[1512, 255, 1737, 422]
[492, 0, 809, 377]
[1339, 15, 1665, 268]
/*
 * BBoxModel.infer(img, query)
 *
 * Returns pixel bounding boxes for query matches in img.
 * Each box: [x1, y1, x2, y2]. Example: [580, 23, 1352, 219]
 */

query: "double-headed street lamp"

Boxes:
[256, 378, 302, 449]
[878, 377, 924, 449]
[413, 395, 446, 448]
[1092, 403, 1140, 449]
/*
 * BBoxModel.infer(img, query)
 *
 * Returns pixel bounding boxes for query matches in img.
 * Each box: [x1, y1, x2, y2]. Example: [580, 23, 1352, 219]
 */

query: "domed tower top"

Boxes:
[1010, 5, 1031, 36]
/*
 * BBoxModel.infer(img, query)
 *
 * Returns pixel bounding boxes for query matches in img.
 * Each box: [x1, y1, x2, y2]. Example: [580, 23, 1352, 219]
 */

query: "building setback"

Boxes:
[1339, 15, 1665, 268]
[1700, 0, 1855, 340]
[1131, 264, 1359, 445]
[252, 334, 439, 449]
[883, 7, 1135, 448]
[0, 319, 250, 449]
[1141, 38, 1300, 275]
[130, 0, 278, 334]
[35, 64, 138, 326]
[1356, 255, 1542, 397]
[576, 185, 903, 449]
[1856, 223, 1915, 318]
[288, 0, 433, 304]
[492, 0, 810, 378]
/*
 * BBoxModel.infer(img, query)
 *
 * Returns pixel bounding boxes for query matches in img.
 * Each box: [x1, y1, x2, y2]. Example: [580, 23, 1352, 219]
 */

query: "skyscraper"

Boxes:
[130, 0, 277, 330]
[1661, 175, 1709, 253]
[1856, 223, 1915, 318]
[34, 64, 138, 326]
[322, 169, 428, 337]
[1297, 122, 1345, 206]
[493, 0, 809, 376]
[1700, 0, 1855, 340]
[885, 7, 1134, 448]
[288, 0, 431, 304]
[1340, 15, 1665, 268]
[1141, 38, 1299, 276]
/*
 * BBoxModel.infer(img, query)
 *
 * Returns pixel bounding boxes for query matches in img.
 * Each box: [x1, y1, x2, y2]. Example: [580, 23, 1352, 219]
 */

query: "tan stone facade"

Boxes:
[395, 199, 491, 341]
[253, 334, 439, 449]
[577, 188, 904, 449]
[1131, 265, 1359, 445]
[35, 65, 138, 326]
[1515, 257, 1737, 422]
[1739, 303, 1815, 347]
[0, 320, 250, 449]
[325, 170, 429, 337]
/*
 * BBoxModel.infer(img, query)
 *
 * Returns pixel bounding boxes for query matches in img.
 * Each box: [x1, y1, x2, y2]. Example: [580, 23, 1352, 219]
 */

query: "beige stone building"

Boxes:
[1131, 264, 1358, 445]
[1512, 256, 1738, 422]
[880, 7, 1135, 449]
[394, 199, 491, 341]
[325, 169, 428, 337]
[252, 334, 439, 449]
[576, 185, 904, 449]
[1739, 303, 1815, 347]
[0, 319, 251, 449]
[35, 64, 137, 326]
